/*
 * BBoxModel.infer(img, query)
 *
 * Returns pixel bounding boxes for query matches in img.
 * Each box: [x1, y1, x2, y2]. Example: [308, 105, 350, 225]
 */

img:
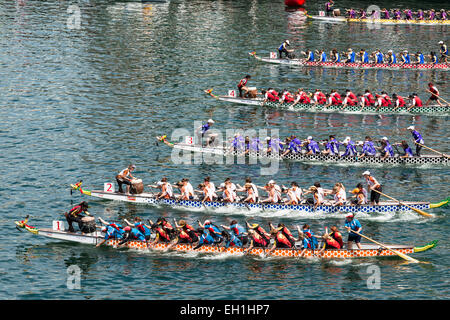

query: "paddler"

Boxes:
[332, 183, 347, 206]
[118, 226, 146, 247]
[220, 230, 242, 250]
[245, 229, 269, 254]
[351, 187, 367, 205]
[64, 201, 90, 233]
[344, 214, 362, 250]
[345, 48, 355, 63]
[237, 75, 251, 98]
[124, 217, 152, 241]
[429, 51, 438, 65]
[236, 177, 259, 203]
[115, 164, 136, 194]
[193, 228, 216, 250]
[407, 93, 423, 111]
[221, 220, 248, 245]
[340, 136, 357, 157]
[395, 140, 414, 158]
[407, 126, 424, 156]
[317, 49, 327, 62]
[413, 52, 425, 65]
[392, 93, 406, 110]
[439, 41, 448, 63]
[301, 49, 315, 62]
[283, 181, 303, 205]
[300, 224, 318, 251]
[96, 219, 125, 247]
[330, 48, 340, 63]
[278, 40, 294, 59]
[386, 50, 396, 64]
[359, 136, 377, 158]
[378, 136, 395, 159]
[174, 219, 199, 243]
[218, 178, 237, 202]
[198, 219, 223, 243]
[313, 89, 327, 105]
[156, 177, 173, 200]
[426, 82, 444, 107]
[362, 171, 382, 205]
[374, 49, 384, 64]
[266, 223, 296, 255]
[304, 136, 321, 155]
[399, 50, 410, 65]
[363, 90, 376, 106]
[150, 220, 173, 244]
[358, 49, 370, 64]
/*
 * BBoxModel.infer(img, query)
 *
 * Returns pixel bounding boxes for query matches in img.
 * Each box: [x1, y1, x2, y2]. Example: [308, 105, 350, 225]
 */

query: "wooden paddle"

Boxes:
[414, 142, 450, 159]
[426, 89, 450, 105]
[372, 189, 433, 217]
[350, 230, 420, 263]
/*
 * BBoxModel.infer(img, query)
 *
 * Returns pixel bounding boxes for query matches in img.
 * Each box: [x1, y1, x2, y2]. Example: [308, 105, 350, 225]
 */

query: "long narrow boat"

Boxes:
[249, 52, 450, 71]
[307, 14, 450, 26]
[70, 182, 449, 215]
[16, 218, 439, 260]
[205, 89, 450, 116]
[158, 137, 450, 168]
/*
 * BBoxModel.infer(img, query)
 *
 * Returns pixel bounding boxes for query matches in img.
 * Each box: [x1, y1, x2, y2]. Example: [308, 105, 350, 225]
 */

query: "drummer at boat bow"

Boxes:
[64, 201, 91, 233]
[195, 119, 217, 147]
[278, 40, 294, 59]
[237, 75, 251, 98]
[115, 164, 136, 194]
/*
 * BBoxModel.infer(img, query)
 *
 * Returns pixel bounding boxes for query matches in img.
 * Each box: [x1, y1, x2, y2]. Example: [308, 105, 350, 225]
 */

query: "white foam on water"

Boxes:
[328, 259, 353, 266]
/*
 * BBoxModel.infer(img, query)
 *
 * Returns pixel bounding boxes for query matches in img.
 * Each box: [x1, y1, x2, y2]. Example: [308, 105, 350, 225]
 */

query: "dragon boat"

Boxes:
[157, 136, 450, 168]
[204, 89, 450, 116]
[249, 52, 450, 71]
[15, 217, 439, 260]
[307, 13, 450, 26]
[70, 182, 449, 216]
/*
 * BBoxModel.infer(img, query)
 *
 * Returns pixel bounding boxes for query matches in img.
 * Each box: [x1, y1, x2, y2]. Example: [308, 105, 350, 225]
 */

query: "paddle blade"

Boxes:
[411, 207, 434, 218]
[392, 249, 420, 264]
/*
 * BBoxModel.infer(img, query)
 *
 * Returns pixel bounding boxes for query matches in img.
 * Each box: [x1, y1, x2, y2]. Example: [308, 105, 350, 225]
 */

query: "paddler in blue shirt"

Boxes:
[330, 49, 340, 62]
[230, 133, 245, 151]
[407, 126, 424, 156]
[399, 50, 410, 65]
[344, 214, 362, 250]
[302, 50, 314, 62]
[413, 52, 425, 64]
[124, 217, 152, 241]
[221, 220, 248, 245]
[198, 219, 223, 242]
[345, 48, 355, 63]
[316, 49, 327, 62]
[220, 230, 243, 250]
[193, 228, 216, 250]
[374, 49, 384, 64]
[266, 136, 283, 154]
[358, 49, 369, 63]
[118, 226, 146, 247]
[96, 217, 125, 247]
[386, 50, 396, 64]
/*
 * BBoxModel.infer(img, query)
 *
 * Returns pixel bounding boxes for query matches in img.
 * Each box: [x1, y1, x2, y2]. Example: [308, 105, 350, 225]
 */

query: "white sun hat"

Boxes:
[362, 170, 371, 176]
[407, 126, 415, 130]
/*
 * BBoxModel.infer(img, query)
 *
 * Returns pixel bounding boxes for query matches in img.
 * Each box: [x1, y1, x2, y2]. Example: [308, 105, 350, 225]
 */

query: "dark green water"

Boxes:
[0, 0, 448, 300]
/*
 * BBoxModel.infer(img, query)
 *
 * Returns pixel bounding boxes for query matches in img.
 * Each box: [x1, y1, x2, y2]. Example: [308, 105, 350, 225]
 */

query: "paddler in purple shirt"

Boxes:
[416, 9, 424, 20]
[249, 137, 263, 152]
[341, 137, 357, 157]
[266, 137, 283, 154]
[382, 8, 390, 19]
[407, 126, 424, 156]
[348, 8, 356, 19]
[404, 9, 413, 20]
[428, 9, 436, 20]
[440, 9, 447, 20]
[304, 136, 321, 155]
[393, 9, 401, 20]
[359, 9, 367, 19]
[230, 133, 245, 151]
